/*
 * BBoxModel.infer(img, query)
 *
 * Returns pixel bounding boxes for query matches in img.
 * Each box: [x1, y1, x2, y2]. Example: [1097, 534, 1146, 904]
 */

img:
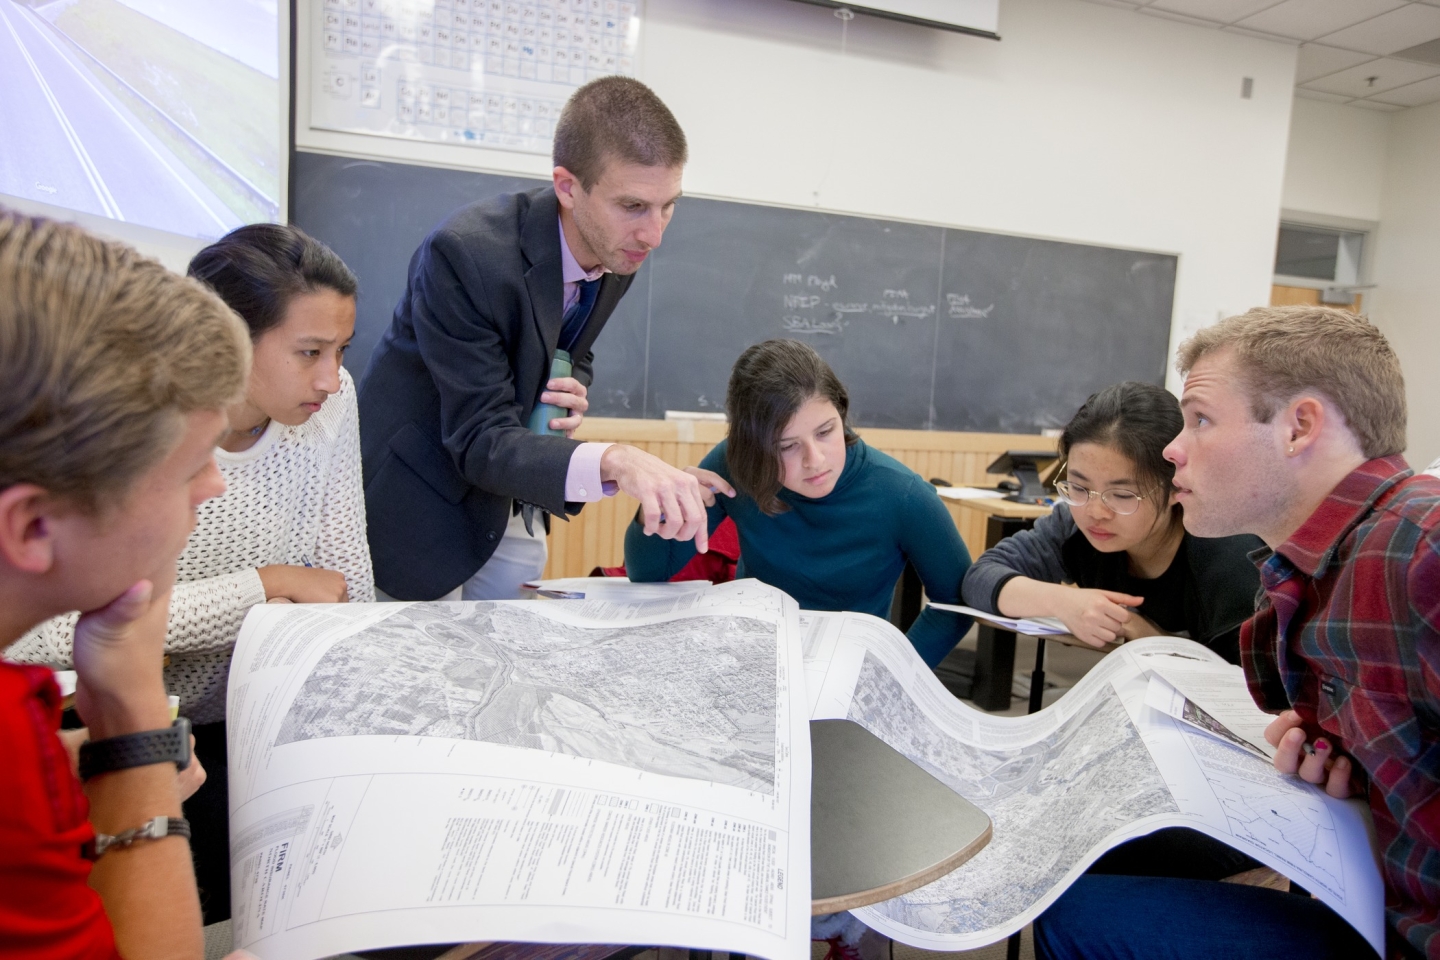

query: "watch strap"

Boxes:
[84, 815, 191, 860]
[78, 717, 191, 781]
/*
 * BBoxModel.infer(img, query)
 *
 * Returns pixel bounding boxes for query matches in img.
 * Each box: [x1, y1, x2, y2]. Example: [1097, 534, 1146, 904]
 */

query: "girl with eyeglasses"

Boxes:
[961, 381, 1260, 661]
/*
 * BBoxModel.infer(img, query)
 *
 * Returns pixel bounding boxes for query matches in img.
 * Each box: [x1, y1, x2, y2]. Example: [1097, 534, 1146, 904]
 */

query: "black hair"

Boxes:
[725, 339, 857, 515]
[1061, 381, 1182, 523]
[187, 223, 356, 339]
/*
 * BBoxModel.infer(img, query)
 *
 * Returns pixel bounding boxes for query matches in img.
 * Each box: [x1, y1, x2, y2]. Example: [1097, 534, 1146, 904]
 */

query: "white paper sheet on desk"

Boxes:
[225, 581, 810, 960]
[799, 615, 1384, 954]
[523, 576, 712, 597]
[934, 486, 1007, 501]
[926, 602, 1070, 637]
[522, 577, 715, 617]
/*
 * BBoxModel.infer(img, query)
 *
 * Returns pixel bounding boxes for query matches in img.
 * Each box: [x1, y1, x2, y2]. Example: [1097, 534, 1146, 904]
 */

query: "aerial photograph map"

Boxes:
[276, 602, 781, 793]
[847, 652, 1178, 935]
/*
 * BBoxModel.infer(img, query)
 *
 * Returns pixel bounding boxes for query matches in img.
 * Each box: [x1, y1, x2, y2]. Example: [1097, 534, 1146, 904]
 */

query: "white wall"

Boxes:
[1371, 100, 1440, 466]
[1280, 97, 1389, 223]
[0, 191, 207, 274]
[300, 0, 1298, 387]
[1274, 95, 1440, 464]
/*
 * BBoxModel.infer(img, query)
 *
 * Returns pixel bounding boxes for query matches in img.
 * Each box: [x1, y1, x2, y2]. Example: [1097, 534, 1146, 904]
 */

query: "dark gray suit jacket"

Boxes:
[358, 187, 635, 599]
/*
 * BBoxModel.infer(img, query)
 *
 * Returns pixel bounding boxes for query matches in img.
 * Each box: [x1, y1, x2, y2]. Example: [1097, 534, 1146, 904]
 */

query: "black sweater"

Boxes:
[959, 504, 1262, 663]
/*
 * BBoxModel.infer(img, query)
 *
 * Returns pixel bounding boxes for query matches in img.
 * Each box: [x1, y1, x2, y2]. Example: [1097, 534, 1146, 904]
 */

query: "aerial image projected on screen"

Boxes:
[0, 0, 280, 240]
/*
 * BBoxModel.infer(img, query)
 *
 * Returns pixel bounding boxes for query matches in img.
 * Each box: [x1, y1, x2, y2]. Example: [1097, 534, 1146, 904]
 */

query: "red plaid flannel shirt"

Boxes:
[1242, 456, 1440, 960]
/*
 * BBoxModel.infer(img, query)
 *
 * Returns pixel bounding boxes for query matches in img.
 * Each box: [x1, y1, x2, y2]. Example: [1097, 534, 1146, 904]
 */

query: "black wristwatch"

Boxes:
[78, 717, 191, 782]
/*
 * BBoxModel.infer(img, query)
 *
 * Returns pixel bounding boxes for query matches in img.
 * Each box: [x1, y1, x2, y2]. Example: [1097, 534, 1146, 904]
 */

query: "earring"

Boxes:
[1288, 446, 1294, 454]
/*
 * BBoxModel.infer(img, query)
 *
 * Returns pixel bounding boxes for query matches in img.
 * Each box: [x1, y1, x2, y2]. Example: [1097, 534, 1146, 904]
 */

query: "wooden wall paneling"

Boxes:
[594, 493, 614, 575]
[539, 419, 1056, 579]
[944, 502, 990, 560]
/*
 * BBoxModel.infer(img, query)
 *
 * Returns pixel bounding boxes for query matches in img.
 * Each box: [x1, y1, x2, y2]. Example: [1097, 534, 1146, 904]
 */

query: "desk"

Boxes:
[940, 493, 1052, 528]
[942, 497, 1053, 711]
[811, 719, 991, 914]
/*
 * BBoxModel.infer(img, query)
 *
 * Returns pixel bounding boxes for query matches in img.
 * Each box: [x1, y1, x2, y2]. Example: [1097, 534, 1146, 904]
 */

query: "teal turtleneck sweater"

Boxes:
[623, 439, 972, 667]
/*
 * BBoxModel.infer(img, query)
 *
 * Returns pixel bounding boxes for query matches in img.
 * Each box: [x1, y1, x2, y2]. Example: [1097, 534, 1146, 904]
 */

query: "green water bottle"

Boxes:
[527, 349, 572, 436]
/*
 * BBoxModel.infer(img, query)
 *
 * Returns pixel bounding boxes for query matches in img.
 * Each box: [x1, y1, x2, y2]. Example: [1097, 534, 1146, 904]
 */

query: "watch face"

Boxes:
[175, 716, 192, 768]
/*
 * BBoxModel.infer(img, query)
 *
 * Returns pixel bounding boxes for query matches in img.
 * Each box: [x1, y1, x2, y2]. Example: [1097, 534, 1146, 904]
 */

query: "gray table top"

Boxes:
[811, 719, 992, 915]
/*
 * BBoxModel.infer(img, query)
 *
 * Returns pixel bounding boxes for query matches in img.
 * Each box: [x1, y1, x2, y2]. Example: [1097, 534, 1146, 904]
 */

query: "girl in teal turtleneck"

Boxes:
[624, 339, 973, 667]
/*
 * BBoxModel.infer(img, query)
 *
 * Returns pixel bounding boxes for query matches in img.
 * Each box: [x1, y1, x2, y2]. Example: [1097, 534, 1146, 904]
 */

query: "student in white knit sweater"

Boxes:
[11, 223, 375, 923]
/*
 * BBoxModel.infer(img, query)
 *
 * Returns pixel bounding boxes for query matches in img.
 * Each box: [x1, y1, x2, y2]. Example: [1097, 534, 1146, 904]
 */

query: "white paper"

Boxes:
[523, 577, 713, 598]
[1145, 675, 1276, 761]
[227, 584, 810, 960]
[801, 615, 1385, 954]
[1141, 658, 1277, 759]
[925, 602, 1070, 637]
[934, 486, 1007, 501]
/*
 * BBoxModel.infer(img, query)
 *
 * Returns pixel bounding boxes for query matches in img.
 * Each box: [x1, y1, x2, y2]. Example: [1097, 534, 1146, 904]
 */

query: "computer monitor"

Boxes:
[986, 450, 1060, 503]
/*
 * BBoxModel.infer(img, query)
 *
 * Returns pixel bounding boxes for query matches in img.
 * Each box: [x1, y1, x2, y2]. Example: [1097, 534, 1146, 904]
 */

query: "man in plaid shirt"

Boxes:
[1034, 306, 1436, 960]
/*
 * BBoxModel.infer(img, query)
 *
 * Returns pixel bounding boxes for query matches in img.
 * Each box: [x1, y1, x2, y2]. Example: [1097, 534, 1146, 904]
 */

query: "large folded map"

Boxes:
[226, 580, 1383, 959]
[225, 581, 811, 960]
[800, 608, 1384, 954]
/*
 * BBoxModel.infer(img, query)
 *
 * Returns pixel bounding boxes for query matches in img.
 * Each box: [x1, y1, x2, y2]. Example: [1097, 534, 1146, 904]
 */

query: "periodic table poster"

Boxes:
[312, 0, 641, 155]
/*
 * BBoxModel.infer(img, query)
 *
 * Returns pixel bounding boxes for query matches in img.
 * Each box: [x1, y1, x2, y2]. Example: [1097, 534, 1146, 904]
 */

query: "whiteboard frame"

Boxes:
[278, 0, 292, 225]
[292, 0, 644, 182]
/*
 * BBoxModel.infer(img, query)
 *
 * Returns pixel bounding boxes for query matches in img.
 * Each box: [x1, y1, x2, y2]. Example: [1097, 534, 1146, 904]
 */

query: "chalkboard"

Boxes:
[293, 151, 1176, 432]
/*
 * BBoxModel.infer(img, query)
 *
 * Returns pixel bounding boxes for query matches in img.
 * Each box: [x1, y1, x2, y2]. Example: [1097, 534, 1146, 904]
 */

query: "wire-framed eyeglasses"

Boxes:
[1053, 478, 1156, 517]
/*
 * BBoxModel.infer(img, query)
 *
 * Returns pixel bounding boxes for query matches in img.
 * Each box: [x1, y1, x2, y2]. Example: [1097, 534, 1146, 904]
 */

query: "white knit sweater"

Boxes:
[10, 368, 375, 724]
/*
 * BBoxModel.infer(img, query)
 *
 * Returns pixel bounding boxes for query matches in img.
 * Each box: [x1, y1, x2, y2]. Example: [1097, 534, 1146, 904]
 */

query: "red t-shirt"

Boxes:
[0, 660, 118, 959]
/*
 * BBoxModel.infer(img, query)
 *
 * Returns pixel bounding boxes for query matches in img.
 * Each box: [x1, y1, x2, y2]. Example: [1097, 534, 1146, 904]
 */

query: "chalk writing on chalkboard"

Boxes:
[783, 316, 845, 335]
[947, 293, 995, 320]
[783, 273, 840, 291]
[873, 290, 937, 324]
[779, 276, 938, 335]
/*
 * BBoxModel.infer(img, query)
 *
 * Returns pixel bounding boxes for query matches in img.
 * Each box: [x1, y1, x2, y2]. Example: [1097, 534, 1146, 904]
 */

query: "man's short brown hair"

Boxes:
[553, 76, 687, 189]
[0, 210, 251, 511]
[1175, 305, 1406, 458]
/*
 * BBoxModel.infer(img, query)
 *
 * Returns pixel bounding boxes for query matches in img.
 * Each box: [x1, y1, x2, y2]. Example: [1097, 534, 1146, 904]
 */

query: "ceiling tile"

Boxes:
[1223, 23, 1302, 42]
[1139, 7, 1222, 28]
[1301, 55, 1440, 95]
[1236, 0, 1405, 42]
[1348, 98, 1406, 110]
[1145, 0, 1282, 24]
[1373, 72, 1440, 104]
[1294, 87, 1354, 101]
[1317, 4, 1440, 55]
[1393, 37, 1440, 63]
[1295, 43, 1377, 81]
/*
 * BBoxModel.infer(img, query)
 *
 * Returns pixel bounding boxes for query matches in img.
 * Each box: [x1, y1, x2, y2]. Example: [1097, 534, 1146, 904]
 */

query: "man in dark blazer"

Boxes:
[359, 77, 719, 600]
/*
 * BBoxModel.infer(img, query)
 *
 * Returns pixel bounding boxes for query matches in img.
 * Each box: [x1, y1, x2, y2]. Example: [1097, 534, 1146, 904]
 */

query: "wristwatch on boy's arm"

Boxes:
[77, 718, 193, 859]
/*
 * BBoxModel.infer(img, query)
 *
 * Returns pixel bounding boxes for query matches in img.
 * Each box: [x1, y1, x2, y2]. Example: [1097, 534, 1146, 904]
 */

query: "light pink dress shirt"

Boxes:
[559, 217, 617, 502]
